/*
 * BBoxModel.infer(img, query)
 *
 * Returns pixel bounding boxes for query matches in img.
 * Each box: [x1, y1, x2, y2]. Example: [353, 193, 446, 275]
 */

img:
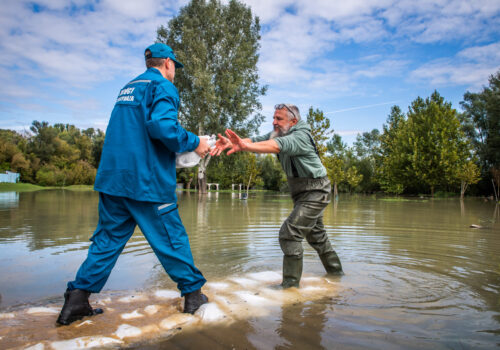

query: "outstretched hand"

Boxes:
[225, 129, 246, 155]
[210, 129, 248, 156]
[210, 133, 233, 156]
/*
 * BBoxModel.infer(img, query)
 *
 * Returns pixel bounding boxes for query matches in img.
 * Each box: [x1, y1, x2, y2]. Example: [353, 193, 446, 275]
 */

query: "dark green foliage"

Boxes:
[157, 0, 266, 192]
[157, 0, 266, 136]
[379, 92, 474, 195]
[461, 70, 500, 195]
[0, 121, 103, 186]
[306, 107, 331, 158]
[259, 155, 286, 191]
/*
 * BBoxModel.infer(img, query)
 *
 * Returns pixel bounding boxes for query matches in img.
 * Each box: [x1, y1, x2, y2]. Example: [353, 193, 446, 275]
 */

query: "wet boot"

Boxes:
[56, 289, 103, 326]
[319, 251, 343, 275]
[281, 255, 303, 288]
[183, 289, 208, 314]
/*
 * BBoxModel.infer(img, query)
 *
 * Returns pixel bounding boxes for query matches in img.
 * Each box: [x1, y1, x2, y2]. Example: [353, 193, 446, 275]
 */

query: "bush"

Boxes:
[66, 161, 96, 185]
[36, 164, 66, 186]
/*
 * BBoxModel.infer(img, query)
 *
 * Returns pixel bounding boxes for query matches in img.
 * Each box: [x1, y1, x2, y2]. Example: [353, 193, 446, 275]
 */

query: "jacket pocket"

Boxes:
[156, 204, 187, 250]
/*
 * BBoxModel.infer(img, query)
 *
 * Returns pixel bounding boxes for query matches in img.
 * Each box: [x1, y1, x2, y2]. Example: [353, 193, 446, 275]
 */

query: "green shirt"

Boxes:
[251, 120, 327, 179]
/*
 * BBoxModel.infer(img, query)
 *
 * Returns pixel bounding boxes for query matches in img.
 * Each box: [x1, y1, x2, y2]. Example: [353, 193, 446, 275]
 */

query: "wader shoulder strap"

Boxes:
[307, 133, 320, 157]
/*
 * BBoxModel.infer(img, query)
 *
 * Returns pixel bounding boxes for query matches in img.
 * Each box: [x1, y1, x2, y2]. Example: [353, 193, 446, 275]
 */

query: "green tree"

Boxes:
[240, 152, 261, 195]
[177, 167, 197, 189]
[379, 93, 475, 196]
[259, 154, 286, 191]
[327, 133, 347, 158]
[306, 107, 332, 159]
[324, 155, 344, 198]
[353, 129, 380, 192]
[158, 0, 266, 192]
[345, 166, 363, 193]
[458, 161, 480, 199]
[378, 106, 408, 194]
[461, 70, 500, 195]
[29, 121, 59, 164]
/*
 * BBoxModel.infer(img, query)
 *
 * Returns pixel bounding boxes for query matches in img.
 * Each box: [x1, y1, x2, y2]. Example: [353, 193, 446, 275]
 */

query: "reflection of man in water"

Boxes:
[211, 104, 343, 288]
[57, 43, 210, 325]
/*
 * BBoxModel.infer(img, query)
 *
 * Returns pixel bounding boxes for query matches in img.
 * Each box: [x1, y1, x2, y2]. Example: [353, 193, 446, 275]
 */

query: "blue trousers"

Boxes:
[68, 193, 206, 296]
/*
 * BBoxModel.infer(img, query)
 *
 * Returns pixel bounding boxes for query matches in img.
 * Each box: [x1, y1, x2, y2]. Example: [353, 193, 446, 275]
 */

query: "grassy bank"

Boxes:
[0, 183, 94, 192]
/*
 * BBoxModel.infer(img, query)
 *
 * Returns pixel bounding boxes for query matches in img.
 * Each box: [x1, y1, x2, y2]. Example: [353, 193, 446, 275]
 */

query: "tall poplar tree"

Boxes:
[157, 0, 266, 192]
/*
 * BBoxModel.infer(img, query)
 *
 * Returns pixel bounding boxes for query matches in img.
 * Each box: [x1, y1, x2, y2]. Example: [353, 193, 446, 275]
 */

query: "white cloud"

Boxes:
[0, 0, 499, 134]
[410, 41, 500, 89]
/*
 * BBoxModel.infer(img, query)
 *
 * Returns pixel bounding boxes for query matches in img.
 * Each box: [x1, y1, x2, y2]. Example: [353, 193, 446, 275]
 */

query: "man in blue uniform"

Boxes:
[57, 43, 210, 325]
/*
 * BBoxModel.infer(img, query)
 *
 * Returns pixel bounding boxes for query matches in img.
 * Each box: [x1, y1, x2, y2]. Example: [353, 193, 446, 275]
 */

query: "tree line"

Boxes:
[0, 122, 104, 186]
[1, 0, 498, 199]
[1, 71, 497, 198]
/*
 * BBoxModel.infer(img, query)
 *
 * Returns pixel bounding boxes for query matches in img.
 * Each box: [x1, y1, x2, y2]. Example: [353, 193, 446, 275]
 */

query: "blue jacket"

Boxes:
[94, 68, 199, 203]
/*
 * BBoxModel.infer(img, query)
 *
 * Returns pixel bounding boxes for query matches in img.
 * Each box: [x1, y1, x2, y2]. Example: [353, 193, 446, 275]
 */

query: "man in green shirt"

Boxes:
[211, 103, 343, 288]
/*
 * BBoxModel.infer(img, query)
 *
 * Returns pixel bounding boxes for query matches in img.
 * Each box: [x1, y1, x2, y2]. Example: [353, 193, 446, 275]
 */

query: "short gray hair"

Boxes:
[275, 103, 301, 121]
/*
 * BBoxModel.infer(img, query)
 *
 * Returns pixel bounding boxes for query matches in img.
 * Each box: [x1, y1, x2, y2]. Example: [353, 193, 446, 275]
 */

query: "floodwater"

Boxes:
[0, 190, 499, 349]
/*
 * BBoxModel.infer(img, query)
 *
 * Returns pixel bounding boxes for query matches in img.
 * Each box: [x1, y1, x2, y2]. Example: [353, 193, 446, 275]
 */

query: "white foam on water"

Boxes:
[114, 324, 143, 339]
[96, 297, 112, 305]
[26, 307, 59, 315]
[50, 336, 122, 350]
[195, 302, 227, 323]
[213, 295, 232, 307]
[230, 277, 260, 287]
[144, 305, 160, 315]
[4, 271, 339, 350]
[233, 291, 276, 306]
[302, 276, 323, 283]
[246, 271, 281, 282]
[154, 290, 180, 299]
[300, 286, 328, 293]
[118, 295, 147, 303]
[25, 343, 44, 350]
[121, 310, 143, 320]
[205, 282, 230, 290]
[159, 313, 196, 330]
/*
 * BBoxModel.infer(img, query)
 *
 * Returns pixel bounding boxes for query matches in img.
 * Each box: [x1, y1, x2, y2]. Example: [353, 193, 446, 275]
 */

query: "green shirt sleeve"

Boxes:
[250, 132, 272, 143]
[274, 130, 312, 156]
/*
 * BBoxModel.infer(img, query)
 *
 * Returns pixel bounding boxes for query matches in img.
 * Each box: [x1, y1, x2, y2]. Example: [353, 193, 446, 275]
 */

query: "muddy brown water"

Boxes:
[0, 190, 499, 349]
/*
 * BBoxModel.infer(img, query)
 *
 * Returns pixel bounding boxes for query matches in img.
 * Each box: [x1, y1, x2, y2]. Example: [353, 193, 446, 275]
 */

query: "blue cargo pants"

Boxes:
[68, 193, 206, 296]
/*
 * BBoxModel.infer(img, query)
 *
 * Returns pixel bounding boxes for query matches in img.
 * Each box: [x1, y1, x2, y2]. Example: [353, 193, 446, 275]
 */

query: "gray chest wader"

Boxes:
[277, 136, 343, 288]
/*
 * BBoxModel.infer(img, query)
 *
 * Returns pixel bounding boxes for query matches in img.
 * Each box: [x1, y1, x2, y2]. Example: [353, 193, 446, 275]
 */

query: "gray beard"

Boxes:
[270, 126, 290, 139]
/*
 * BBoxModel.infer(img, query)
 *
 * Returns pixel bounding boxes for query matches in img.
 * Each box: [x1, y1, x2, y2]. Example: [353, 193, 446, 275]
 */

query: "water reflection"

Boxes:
[0, 191, 18, 209]
[275, 300, 328, 350]
[0, 191, 499, 349]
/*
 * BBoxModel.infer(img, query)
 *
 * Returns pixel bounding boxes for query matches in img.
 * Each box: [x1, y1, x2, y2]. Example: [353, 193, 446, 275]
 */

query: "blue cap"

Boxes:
[144, 43, 184, 68]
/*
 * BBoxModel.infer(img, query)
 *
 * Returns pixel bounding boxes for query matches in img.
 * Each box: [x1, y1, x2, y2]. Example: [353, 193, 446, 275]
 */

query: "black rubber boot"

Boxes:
[183, 289, 208, 314]
[319, 251, 343, 275]
[281, 255, 303, 288]
[56, 289, 103, 326]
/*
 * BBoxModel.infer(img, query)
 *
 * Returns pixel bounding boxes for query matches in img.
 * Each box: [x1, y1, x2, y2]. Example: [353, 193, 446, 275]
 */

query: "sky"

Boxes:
[0, 0, 499, 145]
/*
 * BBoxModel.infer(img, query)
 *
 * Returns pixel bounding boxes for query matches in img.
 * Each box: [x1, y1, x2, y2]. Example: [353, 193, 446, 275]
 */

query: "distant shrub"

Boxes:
[35, 164, 65, 186]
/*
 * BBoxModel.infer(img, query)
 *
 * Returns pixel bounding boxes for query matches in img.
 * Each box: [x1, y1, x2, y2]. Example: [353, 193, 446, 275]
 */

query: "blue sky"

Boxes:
[0, 0, 499, 145]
